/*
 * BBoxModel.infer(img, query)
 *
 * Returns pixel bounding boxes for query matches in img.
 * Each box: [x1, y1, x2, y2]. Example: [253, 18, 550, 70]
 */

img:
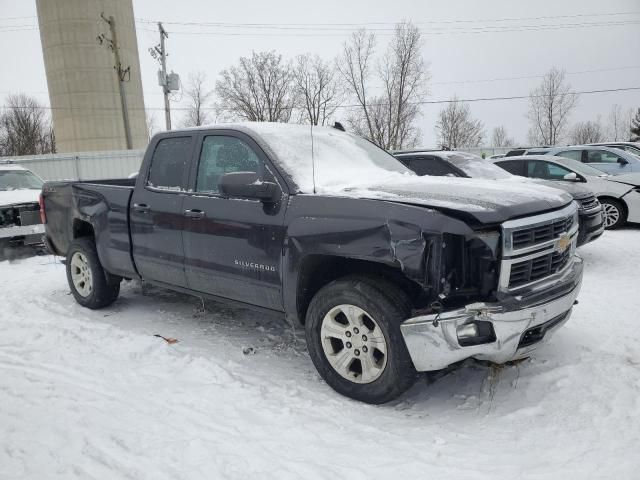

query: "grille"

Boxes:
[578, 195, 599, 211]
[509, 248, 572, 288]
[511, 216, 574, 249]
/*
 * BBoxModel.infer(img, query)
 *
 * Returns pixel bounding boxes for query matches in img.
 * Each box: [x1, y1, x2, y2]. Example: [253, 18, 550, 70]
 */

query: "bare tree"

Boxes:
[146, 111, 159, 139]
[570, 119, 605, 144]
[527, 67, 578, 145]
[338, 22, 428, 150]
[606, 104, 627, 141]
[435, 97, 484, 148]
[293, 54, 342, 126]
[215, 51, 295, 122]
[0, 94, 55, 156]
[180, 71, 214, 127]
[491, 125, 514, 147]
[631, 108, 640, 141]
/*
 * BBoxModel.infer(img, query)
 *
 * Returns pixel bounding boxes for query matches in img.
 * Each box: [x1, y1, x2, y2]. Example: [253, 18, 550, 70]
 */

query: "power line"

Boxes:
[5, 18, 640, 37]
[4, 85, 639, 112]
[134, 20, 640, 37]
[431, 65, 640, 86]
[135, 11, 640, 27]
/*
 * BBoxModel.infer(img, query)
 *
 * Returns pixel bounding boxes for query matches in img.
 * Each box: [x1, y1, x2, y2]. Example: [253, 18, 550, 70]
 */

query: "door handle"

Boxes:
[184, 209, 205, 219]
[133, 203, 150, 213]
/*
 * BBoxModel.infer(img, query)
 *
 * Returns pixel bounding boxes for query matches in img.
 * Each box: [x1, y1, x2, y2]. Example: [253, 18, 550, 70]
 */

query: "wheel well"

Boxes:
[598, 195, 628, 216]
[295, 255, 422, 324]
[72, 219, 95, 239]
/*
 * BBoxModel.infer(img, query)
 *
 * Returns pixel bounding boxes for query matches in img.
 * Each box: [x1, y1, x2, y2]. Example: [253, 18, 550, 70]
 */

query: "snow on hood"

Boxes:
[338, 175, 573, 224]
[0, 189, 41, 207]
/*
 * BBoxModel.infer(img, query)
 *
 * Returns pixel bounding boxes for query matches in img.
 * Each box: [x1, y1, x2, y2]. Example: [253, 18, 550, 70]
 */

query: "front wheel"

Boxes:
[305, 275, 416, 404]
[66, 237, 121, 309]
[600, 198, 626, 229]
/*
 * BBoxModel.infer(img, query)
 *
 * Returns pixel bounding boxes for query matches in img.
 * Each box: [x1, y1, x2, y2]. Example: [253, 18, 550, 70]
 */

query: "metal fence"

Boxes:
[0, 149, 144, 181]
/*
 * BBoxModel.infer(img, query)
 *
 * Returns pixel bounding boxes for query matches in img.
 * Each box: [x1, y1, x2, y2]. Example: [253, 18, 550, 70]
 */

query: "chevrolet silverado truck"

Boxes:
[41, 123, 584, 404]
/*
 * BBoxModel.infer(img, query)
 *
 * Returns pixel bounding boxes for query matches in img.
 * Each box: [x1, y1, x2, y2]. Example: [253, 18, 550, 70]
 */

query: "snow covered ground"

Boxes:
[1, 229, 639, 480]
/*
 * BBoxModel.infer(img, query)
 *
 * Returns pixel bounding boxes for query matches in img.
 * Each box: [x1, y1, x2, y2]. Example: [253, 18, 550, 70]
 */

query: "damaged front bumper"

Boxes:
[400, 255, 583, 372]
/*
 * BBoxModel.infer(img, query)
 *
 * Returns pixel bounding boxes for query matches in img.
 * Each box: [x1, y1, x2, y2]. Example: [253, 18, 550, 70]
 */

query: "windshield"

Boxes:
[0, 170, 44, 190]
[252, 124, 413, 193]
[553, 157, 608, 177]
[444, 154, 513, 180]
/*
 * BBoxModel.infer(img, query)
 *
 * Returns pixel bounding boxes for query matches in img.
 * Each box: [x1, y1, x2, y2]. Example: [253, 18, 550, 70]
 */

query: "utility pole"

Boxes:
[98, 13, 133, 149]
[158, 23, 171, 130]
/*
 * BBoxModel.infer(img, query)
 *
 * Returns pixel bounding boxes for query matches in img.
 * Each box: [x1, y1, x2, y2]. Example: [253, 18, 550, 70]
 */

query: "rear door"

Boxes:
[181, 130, 288, 310]
[130, 134, 195, 287]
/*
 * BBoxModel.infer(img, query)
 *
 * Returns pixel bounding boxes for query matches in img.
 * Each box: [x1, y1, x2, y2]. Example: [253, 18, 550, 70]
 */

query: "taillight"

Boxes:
[39, 193, 46, 224]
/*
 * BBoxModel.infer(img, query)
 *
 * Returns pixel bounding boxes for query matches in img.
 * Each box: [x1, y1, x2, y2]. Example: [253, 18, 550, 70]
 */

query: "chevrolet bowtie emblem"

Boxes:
[556, 234, 571, 253]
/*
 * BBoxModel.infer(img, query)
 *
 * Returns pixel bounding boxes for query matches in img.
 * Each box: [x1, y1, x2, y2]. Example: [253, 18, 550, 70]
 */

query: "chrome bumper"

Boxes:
[400, 256, 583, 372]
[0, 223, 45, 239]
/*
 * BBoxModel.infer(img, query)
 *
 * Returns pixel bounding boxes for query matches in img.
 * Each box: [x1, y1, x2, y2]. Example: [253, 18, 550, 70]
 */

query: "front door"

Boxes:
[130, 135, 194, 287]
[181, 132, 287, 310]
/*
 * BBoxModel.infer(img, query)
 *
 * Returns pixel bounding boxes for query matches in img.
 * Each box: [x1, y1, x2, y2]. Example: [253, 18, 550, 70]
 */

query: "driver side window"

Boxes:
[196, 136, 264, 194]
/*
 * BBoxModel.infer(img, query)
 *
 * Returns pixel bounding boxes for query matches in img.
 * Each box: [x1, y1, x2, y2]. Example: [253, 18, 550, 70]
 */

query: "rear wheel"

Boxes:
[600, 198, 626, 229]
[66, 237, 120, 309]
[305, 275, 416, 404]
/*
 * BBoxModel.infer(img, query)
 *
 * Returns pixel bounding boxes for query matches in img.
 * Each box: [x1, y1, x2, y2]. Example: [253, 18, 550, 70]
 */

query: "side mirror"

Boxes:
[219, 172, 281, 203]
[617, 157, 629, 165]
[563, 172, 579, 181]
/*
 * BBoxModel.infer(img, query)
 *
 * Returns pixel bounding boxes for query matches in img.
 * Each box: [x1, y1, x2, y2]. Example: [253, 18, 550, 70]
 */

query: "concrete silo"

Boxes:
[36, 0, 148, 152]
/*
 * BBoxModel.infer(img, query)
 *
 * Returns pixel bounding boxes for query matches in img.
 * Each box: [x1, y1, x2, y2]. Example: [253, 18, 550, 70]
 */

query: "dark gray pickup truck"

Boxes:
[41, 123, 583, 403]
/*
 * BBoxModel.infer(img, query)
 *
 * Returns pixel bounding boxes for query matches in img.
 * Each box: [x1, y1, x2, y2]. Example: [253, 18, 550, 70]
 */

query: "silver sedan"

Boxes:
[491, 155, 640, 229]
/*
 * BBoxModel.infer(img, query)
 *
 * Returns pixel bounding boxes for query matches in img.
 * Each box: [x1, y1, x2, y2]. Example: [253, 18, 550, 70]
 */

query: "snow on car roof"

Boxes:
[0, 163, 28, 171]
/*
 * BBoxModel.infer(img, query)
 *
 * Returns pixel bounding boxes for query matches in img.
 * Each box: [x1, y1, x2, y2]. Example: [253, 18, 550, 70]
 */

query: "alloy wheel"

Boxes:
[320, 304, 388, 384]
[70, 252, 93, 297]
[602, 203, 620, 228]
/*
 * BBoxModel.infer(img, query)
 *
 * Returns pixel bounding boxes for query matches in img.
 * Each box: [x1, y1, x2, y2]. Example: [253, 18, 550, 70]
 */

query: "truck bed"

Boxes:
[42, 178, 137, 279]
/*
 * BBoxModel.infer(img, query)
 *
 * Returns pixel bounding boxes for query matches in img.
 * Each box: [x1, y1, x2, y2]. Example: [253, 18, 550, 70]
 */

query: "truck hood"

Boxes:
[0, 189, 40, 207]
[341, 176, 573, 225]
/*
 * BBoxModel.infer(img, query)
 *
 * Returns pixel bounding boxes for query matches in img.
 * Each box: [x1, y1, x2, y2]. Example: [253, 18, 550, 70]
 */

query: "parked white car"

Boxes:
[491, 155, 640, 229]
[0, 163, 45, 246]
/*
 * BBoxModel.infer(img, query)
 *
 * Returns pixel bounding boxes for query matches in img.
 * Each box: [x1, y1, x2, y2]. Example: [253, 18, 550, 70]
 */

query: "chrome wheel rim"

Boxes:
[70, 252, 93, 297]
[320, 304, 388, 384]
[602, 203, 620, 228]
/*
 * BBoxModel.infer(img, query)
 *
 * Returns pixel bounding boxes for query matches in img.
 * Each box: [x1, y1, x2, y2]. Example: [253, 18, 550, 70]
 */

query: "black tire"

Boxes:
[600, 198, 626, 229]
[305, 275, 417, 404]
[65, 237, 121, 309]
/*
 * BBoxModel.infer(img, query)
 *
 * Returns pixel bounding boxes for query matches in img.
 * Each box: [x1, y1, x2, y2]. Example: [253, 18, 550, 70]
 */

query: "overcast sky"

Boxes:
[1, 0, 639, 146]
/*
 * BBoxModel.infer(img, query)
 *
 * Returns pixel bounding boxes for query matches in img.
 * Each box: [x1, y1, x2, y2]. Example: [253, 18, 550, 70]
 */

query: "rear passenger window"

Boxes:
[495, 160, 525, 176]
[147, 137, 192, 190]
[196, 136, 263, 194]
[556, 150, 582, 162]
[410, 157, 458, 177]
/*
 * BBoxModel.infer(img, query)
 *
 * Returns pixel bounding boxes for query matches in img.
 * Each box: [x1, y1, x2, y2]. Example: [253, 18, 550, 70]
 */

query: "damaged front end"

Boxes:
[0, 202, 44, 245]
[400, 202, 583, 372]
